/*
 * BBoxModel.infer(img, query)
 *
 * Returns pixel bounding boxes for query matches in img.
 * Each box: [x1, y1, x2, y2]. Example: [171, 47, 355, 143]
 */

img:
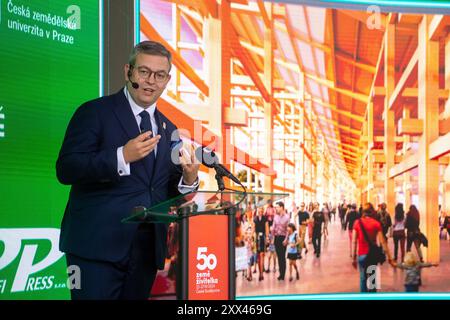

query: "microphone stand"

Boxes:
[212, 165, 247, 211]
[215, 172, 226, 192]
[214, 167, 226, 210]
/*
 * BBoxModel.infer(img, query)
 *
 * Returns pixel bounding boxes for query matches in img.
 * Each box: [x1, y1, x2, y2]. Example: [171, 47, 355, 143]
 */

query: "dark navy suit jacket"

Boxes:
[56, 89, 184, 269]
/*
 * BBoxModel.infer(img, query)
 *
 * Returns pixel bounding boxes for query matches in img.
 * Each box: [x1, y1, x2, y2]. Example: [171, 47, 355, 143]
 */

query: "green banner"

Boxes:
[0, 0, 101, 299]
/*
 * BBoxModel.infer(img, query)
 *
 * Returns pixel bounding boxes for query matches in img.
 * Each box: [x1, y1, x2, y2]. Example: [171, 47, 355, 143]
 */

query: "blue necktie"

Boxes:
[139, 111, 156, 168]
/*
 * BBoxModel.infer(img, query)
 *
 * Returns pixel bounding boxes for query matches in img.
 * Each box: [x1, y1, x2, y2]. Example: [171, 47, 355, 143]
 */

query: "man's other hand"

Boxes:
[180, 142, 199, 185]
[123, 131, 161, 163]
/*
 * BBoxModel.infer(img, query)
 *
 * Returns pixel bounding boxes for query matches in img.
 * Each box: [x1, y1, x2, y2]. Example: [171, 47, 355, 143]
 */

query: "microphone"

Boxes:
[128, 70, 139, 89]
[131, 81, 139, 89]
[195, 147, 241, 185]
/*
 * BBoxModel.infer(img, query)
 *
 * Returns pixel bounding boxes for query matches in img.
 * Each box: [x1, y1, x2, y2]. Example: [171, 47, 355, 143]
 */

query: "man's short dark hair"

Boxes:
[276, 201, 284, 208]
[129, 41, 172, 71]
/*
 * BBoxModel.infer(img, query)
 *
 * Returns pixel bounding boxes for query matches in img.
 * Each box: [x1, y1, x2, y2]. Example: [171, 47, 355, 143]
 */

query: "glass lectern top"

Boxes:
[122, 190, 288, 223]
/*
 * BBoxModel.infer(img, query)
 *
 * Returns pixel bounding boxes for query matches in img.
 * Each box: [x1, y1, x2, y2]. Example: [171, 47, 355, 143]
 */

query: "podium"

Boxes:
[122, 190, 288, 300]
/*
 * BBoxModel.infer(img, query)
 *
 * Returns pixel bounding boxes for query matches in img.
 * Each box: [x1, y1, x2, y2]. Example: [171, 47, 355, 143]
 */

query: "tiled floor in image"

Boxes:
[236, 219, 450, 297]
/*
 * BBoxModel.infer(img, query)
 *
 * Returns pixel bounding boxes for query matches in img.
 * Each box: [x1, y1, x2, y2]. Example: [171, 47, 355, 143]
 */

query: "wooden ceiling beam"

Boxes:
[340, 10, 386, 30]
[335, 50, 376, 74]
[398, 14, 423, 25]
[274, 19, 377, 74]
[229, 30, 271, 102]
[239, 39, 370, 104]
[325, 7, 347, 174]
[230, 1, 285, 18]
[318, 115, 361, 136]
[389, 48, 418, 110]
[311, 96, 364, 122]
[256, 0, 270, 29]
[374, 87, 449, 100]
[163, 0, 217, 18]
[429, 15, 450, 41]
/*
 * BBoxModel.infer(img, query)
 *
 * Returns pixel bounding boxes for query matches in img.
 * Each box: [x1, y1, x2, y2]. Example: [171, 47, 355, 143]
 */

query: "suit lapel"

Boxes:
[112, 89, 140, 139]
[111, 89, 150, 184]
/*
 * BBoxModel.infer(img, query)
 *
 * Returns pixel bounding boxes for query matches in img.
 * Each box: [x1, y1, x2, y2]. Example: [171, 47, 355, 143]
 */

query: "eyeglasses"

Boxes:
[132, 65, 170, 83]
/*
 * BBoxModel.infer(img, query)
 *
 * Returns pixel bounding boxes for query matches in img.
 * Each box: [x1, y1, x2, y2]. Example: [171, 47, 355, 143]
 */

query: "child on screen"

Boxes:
[394, 252, 438, 292]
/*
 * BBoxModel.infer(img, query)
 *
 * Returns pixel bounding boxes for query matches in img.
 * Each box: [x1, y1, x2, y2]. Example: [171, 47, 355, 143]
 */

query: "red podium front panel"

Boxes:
[188, 215, 229, 299]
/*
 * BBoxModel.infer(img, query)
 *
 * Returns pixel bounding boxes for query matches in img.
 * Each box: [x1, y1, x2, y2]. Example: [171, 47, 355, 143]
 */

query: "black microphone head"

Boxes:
[131, 81, 139, 89]
[195, 147, 217, 168]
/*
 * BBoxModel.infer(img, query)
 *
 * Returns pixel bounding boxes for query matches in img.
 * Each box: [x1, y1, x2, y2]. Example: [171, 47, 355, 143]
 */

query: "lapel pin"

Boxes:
[162, 122, 166, 130]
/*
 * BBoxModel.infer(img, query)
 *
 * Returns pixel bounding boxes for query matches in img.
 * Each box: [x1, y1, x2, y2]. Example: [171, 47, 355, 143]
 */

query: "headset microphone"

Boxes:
[128, 70, 139, 89]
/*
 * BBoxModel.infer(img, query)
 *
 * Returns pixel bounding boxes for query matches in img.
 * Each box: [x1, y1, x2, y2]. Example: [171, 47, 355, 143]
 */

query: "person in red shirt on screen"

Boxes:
[352, 203, 394, 292]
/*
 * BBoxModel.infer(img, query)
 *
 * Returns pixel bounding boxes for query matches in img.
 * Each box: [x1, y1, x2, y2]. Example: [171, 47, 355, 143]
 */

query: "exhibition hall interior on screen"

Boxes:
[0, 0, 450, 300]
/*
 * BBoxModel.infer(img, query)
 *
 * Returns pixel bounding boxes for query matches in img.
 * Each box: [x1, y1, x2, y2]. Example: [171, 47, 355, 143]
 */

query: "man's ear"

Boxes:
[124, 64, 131, 81]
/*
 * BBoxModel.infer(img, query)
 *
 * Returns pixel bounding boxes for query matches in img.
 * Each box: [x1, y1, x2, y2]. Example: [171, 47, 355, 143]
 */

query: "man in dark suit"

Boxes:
[56, 41, 199, 300]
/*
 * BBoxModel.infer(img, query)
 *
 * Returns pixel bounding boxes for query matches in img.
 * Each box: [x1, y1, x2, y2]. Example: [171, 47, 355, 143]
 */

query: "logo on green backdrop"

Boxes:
[0, 229, 64, 293]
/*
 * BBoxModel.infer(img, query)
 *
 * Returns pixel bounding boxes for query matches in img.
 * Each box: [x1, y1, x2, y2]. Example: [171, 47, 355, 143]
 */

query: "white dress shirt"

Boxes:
[116, 87, 198, 193]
